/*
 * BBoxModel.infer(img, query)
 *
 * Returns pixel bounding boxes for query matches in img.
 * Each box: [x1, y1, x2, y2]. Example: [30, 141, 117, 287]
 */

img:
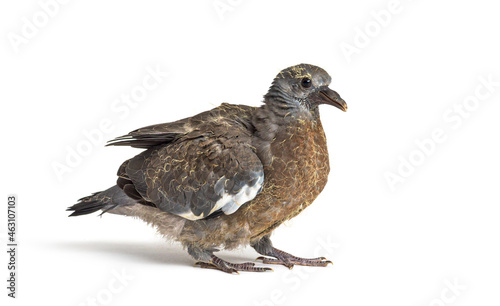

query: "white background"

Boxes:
[1, 0, 499, 305]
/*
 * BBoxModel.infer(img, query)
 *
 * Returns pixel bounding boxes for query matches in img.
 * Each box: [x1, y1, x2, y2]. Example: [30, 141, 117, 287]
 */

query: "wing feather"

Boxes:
[114, 103, 263, 220]
[107, 103, 255, 148]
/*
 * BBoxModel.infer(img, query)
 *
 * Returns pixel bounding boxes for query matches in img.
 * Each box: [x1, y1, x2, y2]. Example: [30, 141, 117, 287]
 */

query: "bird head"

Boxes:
[264, 64, 347, 117]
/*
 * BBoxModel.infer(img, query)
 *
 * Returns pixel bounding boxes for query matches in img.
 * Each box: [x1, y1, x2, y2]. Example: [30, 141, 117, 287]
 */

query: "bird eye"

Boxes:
[301, 77, 312, 89]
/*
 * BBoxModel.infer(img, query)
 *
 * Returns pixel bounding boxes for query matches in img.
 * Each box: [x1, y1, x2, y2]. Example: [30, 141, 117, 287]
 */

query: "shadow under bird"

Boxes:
[68, 63, 347, 273]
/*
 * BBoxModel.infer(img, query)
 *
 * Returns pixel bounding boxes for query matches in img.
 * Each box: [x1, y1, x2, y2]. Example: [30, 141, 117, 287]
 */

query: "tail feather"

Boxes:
[67, 199, 109, 216]
[68, 185, 136, 217]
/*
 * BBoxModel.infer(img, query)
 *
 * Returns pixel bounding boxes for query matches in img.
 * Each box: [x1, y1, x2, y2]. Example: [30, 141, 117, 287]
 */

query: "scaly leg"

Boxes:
[187, 245, 272, 274]
[252, 235, 332, 269]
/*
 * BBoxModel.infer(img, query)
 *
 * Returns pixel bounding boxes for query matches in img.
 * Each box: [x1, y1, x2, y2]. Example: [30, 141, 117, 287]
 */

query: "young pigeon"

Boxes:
[68, 63, 347, 273]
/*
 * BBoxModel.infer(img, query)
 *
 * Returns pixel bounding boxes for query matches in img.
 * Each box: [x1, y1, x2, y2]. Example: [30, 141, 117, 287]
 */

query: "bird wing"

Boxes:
[107, 103, 255, 149]
[115, 104, 264, 220]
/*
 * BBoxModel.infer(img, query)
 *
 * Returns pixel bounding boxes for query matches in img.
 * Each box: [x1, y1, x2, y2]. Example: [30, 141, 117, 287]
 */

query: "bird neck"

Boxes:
[251, 101, 326, 168]
[263, 95, 320, 123]
[252, 101, 321, 143]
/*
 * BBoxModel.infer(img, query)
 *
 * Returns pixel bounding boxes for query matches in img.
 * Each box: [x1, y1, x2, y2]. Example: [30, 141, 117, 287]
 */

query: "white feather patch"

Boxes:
[177, 173, 264, 220]
[221, 174, 264, 215]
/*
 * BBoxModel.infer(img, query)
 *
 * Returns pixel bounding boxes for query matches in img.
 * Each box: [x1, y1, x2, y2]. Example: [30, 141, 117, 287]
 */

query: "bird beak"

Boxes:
[316, 87, 348, 112]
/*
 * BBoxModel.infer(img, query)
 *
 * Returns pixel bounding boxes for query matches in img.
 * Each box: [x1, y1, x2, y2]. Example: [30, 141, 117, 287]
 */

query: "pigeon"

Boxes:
[68, 63, 347, 273]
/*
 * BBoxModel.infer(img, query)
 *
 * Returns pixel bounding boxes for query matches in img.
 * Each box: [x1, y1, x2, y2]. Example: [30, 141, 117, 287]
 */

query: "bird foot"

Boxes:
[256, 248, 332, 269]
[195, 255, 273, 274]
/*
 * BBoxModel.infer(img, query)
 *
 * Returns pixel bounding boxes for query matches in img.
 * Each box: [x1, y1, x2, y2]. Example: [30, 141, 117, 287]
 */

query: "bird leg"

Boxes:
[187, 245, 272, 274]
[195, 255, 273, 274]
[252, 235, 332, 269]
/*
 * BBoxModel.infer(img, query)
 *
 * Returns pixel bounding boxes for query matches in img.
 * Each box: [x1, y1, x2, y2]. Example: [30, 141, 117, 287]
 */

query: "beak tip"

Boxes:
[319, 89, 347, 112]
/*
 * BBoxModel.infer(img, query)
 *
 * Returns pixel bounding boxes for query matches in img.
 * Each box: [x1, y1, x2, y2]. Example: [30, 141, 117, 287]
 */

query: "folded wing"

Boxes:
[110, 104, 264, 220]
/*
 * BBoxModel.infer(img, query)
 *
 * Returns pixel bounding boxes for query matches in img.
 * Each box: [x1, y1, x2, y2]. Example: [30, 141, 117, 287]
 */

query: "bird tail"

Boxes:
[67, 185, 137, 217]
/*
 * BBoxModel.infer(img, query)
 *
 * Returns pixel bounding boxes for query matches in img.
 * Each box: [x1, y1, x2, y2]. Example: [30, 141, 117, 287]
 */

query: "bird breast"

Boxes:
[243, 118, 331, 239]
[267, 118, 330, 204]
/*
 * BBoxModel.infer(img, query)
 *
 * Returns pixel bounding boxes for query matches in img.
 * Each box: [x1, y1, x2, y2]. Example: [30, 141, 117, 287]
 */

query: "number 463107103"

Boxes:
[7, 196, 16, 243]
